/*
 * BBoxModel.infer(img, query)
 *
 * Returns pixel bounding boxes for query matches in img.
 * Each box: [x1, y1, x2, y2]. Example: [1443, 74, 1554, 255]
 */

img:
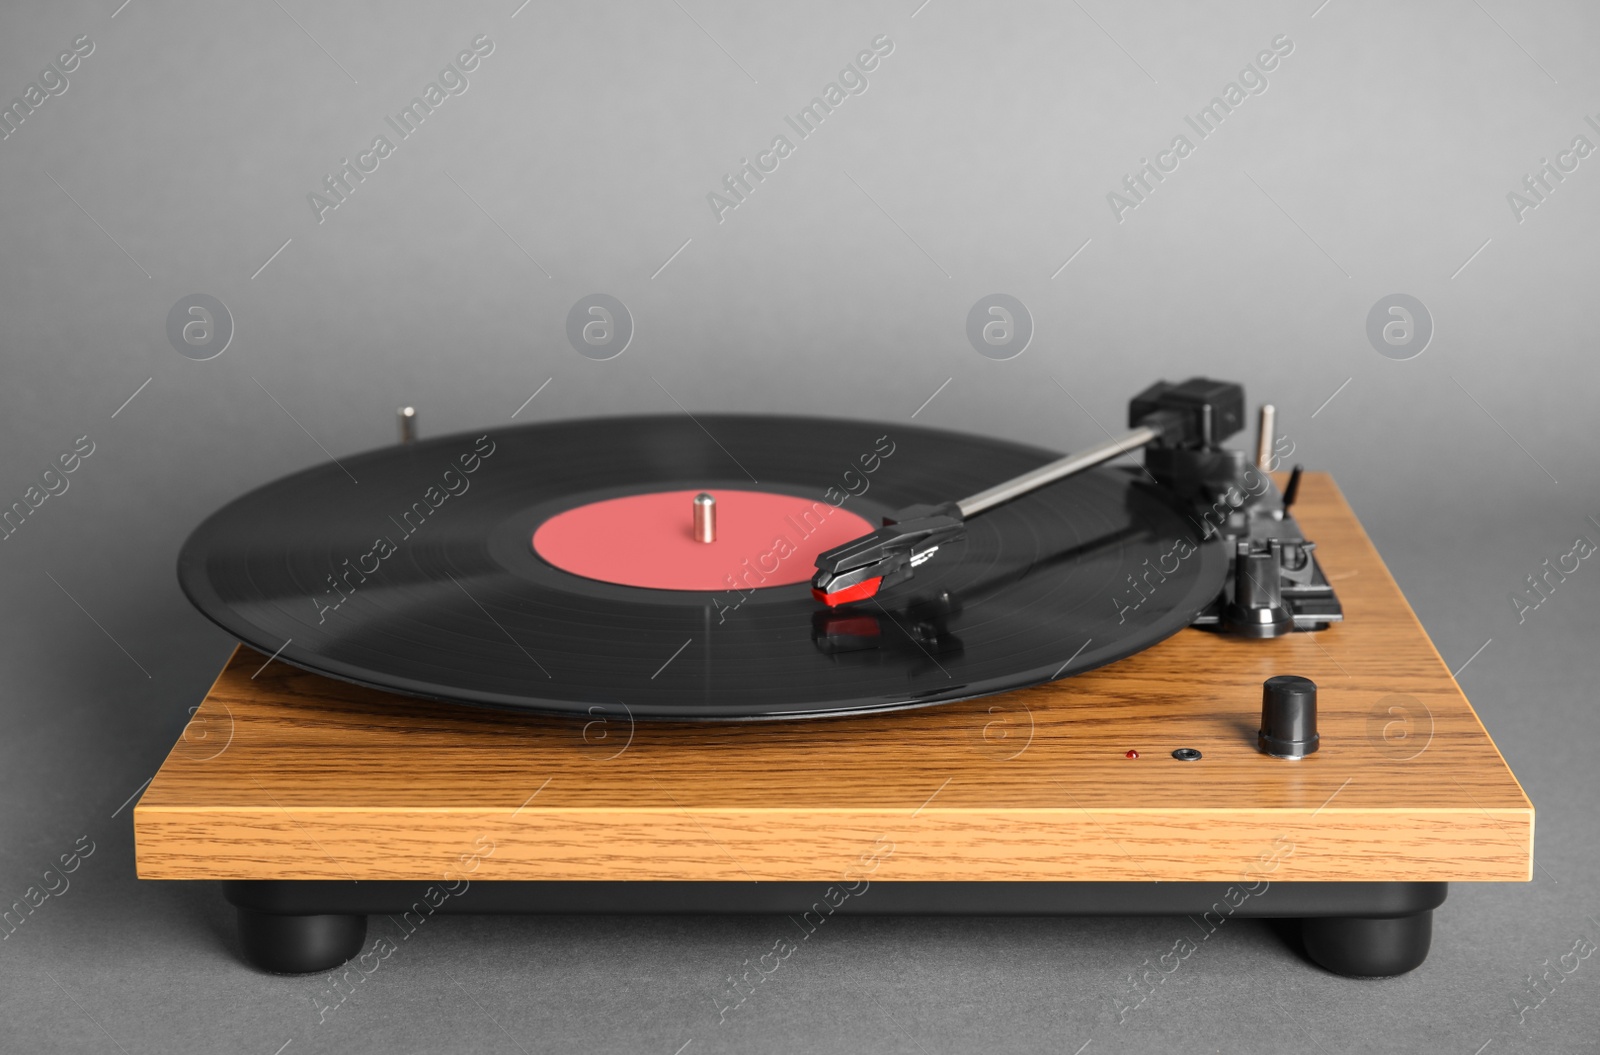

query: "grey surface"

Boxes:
[1, 0, 1597, 1051]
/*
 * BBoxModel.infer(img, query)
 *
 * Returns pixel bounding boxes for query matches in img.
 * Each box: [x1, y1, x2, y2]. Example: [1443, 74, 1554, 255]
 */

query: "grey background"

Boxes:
[1, 0, 1597, 1051]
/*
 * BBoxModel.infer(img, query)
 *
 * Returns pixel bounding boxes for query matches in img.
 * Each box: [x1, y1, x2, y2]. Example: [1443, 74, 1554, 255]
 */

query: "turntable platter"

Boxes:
[176, 415, 1227, 720]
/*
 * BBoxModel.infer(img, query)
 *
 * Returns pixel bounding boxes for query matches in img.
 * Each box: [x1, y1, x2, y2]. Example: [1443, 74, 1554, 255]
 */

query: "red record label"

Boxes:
[531, 489, 875, 591]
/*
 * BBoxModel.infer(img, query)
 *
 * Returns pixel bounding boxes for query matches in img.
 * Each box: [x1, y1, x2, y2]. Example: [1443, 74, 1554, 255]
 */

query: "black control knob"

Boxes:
[1259, 675, 1318, 759]
[1224, 540, 1294, 638]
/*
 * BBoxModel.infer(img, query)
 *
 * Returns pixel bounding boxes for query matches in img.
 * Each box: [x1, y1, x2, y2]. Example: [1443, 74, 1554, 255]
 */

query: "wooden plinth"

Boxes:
[134, 474, 1532, 885]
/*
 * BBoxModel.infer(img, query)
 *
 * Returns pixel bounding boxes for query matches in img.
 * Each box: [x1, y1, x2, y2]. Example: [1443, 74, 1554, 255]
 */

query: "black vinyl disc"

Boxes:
[177, 415, 1228, 720]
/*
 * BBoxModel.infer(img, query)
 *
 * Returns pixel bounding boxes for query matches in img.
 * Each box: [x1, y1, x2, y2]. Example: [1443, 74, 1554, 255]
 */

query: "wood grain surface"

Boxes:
[134, 473, 1533, 883]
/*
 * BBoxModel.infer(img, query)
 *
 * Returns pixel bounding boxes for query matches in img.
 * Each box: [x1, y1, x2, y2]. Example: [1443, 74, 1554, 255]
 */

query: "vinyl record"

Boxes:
[177, 415, 1228, 720]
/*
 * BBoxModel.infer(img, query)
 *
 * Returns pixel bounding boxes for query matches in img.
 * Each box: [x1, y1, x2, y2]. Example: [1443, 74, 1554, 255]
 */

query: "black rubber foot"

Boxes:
[237, 909, 366, 974]
[1300, 911, 1432, 977]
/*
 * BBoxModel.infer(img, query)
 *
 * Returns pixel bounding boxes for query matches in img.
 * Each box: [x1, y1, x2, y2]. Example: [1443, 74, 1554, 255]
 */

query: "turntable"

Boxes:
[133, 379, 1531, 979]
